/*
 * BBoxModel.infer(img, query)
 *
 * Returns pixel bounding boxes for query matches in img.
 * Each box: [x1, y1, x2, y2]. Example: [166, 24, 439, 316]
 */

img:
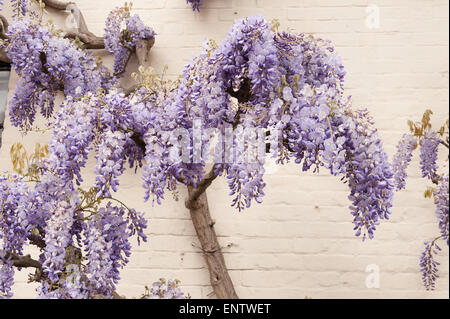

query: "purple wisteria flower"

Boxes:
[420, 240, 441, 290]
[94, 130, 129, 198]
[434, 176, 449, 245]
[1, 174, 42, 298]
[0, 260, 14, 299]
[186, 0, 203, 11]
[420, 131, 440, 180]
[392, 111, 448, 290]
[143, 279, 185, 299]
[105, 7, 156, 75]
[392, 134, 417, 191]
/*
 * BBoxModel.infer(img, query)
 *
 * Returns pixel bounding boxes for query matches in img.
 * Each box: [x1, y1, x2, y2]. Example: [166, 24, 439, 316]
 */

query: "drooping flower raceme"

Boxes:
[0, 174, 43, 298]
[434, 175, 449, 245]
[0, 261, 14, 299]
[94, 130, 129, 198]
[420, 239, 442, 291]
[420, 131, 440, 180]
[41, 199, 77, 284]
[7, 0, 28, 18]
[3, 19, 114, 131]
[186, 0, 203, 11]
[392, 134, 417, 191]
[105, 7, 156, 75]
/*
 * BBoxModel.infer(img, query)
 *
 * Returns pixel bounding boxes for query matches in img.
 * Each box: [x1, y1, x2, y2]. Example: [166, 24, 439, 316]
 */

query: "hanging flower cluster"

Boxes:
[0, 156, 148, 298]
[151, 15, 395, 240]
[104, 4, 156, 76]
[3, 19, 114, 131]
[392, 110, 449, 290]
[0, 0, 28, 18]
[186, 0, 203, 11]
[419, 239, 442, 291]
[392, 134, 418, 191]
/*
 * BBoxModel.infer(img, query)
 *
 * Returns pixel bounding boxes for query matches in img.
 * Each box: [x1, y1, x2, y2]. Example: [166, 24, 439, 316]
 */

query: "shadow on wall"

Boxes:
[0, 62, 11, 148]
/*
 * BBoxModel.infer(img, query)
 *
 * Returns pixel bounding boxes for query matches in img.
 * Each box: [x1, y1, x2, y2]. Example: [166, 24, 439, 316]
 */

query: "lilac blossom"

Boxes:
[9, 0, 28, 18]
[2, 19, 114, 131]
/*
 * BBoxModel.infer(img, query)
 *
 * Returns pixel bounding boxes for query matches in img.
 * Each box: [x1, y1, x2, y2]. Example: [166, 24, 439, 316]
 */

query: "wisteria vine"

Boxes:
[393, 110, 449, 290]
[1, 3, 397, 298]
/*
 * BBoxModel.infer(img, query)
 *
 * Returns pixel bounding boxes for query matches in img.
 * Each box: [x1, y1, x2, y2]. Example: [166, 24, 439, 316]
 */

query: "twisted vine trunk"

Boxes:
[186, 186, 238, 299]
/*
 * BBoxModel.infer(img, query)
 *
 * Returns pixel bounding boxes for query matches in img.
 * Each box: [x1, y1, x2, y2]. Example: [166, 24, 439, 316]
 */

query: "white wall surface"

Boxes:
[0, 0, 448, 299]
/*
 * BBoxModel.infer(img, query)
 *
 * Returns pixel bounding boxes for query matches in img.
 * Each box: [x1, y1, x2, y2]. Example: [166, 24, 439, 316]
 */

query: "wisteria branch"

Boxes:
[64, 31, 104, 49]
[7, 253, 42, 269]
[0, 14, 10, 62]
[185, 166, 219, 209]
[42, 0, 72, 10]
[43, 0, 105, 49]
[227, 77, 251, 104]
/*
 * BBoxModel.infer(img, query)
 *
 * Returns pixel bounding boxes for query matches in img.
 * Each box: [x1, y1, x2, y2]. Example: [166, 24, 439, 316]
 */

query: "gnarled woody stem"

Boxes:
[186, 166, 239, 298]
[187, 185, 239, 299]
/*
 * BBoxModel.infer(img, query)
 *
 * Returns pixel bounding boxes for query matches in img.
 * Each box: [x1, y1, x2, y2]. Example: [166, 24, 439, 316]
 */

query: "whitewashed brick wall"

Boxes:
[1, 0, 448, 298]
